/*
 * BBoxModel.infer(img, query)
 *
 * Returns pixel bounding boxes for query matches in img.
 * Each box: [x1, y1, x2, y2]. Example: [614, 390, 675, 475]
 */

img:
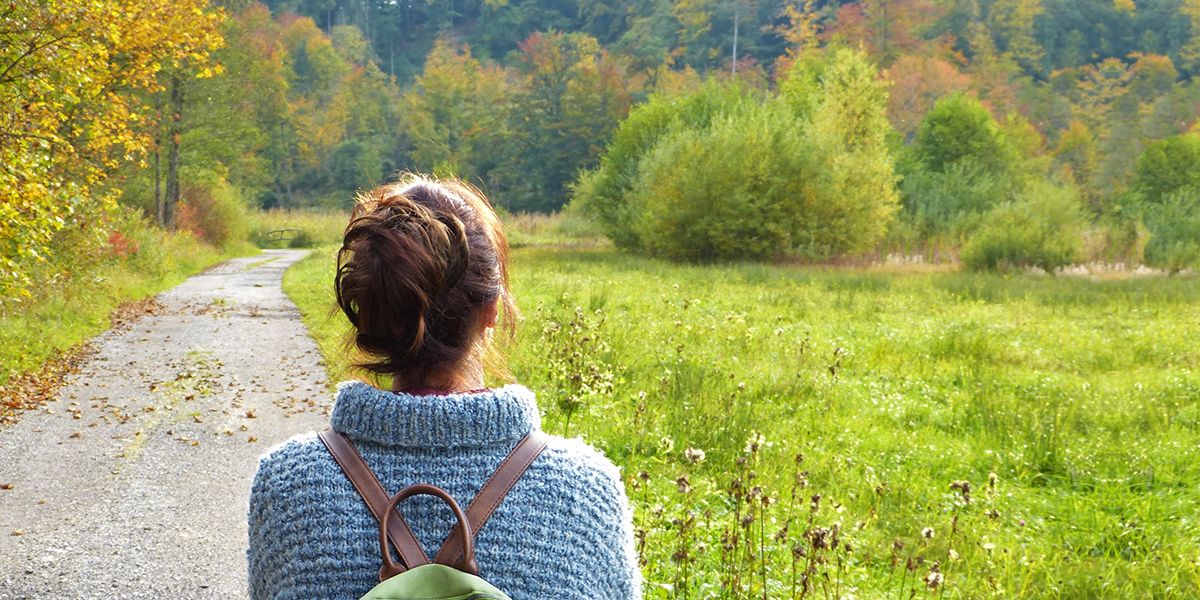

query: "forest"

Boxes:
[8, 0, 1200, 289]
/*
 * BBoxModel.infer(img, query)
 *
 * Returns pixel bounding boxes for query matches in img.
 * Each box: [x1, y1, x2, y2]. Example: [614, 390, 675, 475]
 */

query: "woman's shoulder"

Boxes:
[527, 432, 627, 500]
[251, 431, 330, 490]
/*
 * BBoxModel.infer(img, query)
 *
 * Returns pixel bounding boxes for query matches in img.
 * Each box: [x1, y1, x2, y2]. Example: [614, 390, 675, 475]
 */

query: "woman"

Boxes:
[247, 175, 640, 599]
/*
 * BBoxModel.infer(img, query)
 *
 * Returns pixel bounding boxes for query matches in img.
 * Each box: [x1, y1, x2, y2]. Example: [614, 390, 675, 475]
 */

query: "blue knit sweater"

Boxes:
[247, 382, 640, 599]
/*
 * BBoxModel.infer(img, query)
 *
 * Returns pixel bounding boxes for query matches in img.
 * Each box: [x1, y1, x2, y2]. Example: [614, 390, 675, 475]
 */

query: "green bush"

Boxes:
[575, 48, 898, 262]
[900, 157, 1014, 241]
[962, 182, 1086, 272]
[627, 105, 803, 261]
[572, 79, 757, 249]
[1142, 190, 1200, 273]
[1132, 134, 1200, 203]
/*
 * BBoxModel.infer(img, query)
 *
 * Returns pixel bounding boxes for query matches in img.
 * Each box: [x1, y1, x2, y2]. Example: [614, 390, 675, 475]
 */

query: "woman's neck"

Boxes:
[391, 361, 484, 394]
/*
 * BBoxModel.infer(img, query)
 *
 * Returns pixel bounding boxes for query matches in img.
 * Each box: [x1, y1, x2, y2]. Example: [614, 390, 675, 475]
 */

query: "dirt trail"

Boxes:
[0, 249, 331, 599]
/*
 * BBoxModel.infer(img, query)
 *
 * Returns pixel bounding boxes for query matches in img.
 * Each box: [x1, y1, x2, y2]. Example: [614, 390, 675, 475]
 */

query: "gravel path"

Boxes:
[0, 250, 331, 599]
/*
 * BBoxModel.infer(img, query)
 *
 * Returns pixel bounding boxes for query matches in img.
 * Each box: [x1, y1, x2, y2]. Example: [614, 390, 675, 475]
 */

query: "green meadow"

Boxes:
[284, 241, 1200, 599]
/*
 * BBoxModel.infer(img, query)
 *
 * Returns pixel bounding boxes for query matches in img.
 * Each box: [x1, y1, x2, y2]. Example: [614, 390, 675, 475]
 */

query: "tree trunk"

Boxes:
[154, 141, 163, 226]
[164, 74, 184, 228]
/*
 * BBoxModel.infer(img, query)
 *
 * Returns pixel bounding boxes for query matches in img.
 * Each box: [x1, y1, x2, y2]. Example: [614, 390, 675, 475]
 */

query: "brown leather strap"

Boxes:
[380, 484, 478, 579]
[318, 430, 429, 573]
[432, 430, 549, 566]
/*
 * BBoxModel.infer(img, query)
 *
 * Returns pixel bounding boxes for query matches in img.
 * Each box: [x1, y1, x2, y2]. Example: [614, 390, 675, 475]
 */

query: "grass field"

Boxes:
[284, 238, 1200, 599]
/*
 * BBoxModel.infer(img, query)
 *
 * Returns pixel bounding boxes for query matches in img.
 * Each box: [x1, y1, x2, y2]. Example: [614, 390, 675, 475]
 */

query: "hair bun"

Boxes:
[334, 175, 515, 386]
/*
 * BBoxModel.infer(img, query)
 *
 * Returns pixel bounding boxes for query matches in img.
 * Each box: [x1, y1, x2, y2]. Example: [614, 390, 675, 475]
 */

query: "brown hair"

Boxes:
[334, 174, 516, 389]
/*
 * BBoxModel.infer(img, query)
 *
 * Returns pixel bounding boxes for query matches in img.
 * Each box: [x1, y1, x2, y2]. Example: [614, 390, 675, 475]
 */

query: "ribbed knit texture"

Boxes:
[247, 381, 640, 600]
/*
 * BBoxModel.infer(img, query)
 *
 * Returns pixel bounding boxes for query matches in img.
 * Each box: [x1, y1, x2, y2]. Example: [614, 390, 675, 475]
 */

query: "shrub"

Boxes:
[176, 175, 247, 248]
[962, 182, 1086, 272]
[627, 105, 804, 261]
[576, 48, 898, 262]
[1131, 134, 1200, 203]
[572, 79, 758, 249]
[1141, 190, 1200, 273]
[900, 158, 1013, 241]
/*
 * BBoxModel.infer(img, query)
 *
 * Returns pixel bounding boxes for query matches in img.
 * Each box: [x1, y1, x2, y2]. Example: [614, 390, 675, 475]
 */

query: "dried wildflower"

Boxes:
[808, 527, 831, 550]
[740, 514, 754, 528]
[638, 470, 651, 482]
[658, 436, 674, 453]
[792, 541, 807, 559]
[810, 493, 822, 512]
[684, 447, 706, 464]
[749, 485, 763, 498]
[922, 527, 935, 540]
[795, 452, 805, 464]
[743, 431, 764, 453]
[924, 566, 943, 590]
[988, 471, 998, 489]
[795, 471, 809, 489]
[948, 548, 960, 562]
[676, 476, 691, 494]
[892, 539, 905, 552]
[775, 525, 789, 542]
[949, 480, 972, 503]
[986, 508, 1000, 520]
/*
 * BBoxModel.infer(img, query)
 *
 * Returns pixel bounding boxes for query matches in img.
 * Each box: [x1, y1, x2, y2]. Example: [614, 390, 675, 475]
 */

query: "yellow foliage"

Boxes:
[0, 0, 223, 295]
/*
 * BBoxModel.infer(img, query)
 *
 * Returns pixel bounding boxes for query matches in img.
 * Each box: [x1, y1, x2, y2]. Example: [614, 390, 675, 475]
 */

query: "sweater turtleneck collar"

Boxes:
[329, 381, 541, 448]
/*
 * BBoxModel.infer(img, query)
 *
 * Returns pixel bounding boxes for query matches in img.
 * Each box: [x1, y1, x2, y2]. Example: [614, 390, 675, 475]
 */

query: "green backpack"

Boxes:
[319, 430, 548, 600]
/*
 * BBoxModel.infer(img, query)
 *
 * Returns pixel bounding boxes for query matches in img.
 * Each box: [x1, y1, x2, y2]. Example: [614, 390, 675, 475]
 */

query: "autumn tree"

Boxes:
[0, 0, 223, 296]
[401, 38, 515, 191]
[507, 31, 635, 212]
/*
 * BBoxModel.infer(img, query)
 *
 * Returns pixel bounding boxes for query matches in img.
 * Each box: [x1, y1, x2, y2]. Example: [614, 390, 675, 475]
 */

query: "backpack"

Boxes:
[318, 430, 548, 600]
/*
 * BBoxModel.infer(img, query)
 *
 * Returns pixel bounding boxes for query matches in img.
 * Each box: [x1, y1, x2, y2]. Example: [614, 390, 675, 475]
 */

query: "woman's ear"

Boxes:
[482, 300, 498, 329]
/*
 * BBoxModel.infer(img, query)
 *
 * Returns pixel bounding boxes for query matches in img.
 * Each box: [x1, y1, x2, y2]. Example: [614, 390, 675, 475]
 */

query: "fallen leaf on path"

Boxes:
[1, 483, 13, 490]
[68, 431, 81, 439]
[11, 530, 23, 536]
[244, 409, 257, 419]
[247, 436, 258, 443]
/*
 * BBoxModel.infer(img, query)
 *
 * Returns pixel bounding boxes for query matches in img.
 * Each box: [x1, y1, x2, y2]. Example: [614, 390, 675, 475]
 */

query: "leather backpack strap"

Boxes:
[432, 430, 550, 566]
[317, 430, 429, 573]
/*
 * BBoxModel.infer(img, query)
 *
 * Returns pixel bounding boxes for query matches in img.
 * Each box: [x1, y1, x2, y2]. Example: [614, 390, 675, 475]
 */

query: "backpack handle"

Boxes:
[379, 484, 478, 580]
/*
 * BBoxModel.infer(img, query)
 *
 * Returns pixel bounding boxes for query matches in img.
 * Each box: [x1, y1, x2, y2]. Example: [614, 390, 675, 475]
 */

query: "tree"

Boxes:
[507, 32, 634, 212]
[401, 38, 514, 189]
[1132, 134, 1200, 202]
[884, 55, 972, 138]
[988, 0, 1045, 74]
[0, 0, 223, 296]
[913, 93, 1014, 175]
[579, 48, 898, 261]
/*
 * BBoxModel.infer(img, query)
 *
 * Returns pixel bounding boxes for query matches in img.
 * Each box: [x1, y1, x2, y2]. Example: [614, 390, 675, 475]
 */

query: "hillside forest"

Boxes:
[10, 0, 1200, 295]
